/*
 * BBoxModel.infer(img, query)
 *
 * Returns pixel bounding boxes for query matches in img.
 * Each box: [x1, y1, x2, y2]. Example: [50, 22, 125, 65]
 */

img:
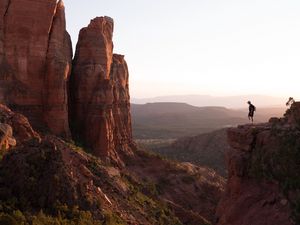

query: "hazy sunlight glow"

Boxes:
[64, 0, 300, 100]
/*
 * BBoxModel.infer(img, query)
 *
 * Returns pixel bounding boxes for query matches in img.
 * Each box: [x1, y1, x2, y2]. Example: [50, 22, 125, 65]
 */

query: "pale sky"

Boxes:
[64, 0, 300, 99]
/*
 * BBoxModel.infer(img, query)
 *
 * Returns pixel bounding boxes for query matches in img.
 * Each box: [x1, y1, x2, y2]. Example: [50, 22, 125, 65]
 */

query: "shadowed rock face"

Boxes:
[215, 103, 300, 225]
[0, 0, 71, 137]
[69, 17, 133, 165]
[110, 54, 133, 153]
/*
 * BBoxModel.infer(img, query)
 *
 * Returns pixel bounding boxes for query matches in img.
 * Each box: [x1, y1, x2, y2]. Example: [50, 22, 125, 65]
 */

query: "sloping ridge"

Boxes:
[0, 103, 224, 224]
[152, 128, 229, 177]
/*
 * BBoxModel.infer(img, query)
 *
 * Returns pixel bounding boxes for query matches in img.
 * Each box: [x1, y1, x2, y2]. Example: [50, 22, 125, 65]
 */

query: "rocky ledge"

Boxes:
[216, 103, 300, 225]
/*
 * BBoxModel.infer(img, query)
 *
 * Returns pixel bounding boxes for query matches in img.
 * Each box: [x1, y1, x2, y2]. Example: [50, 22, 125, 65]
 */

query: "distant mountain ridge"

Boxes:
[132, 94, 287, 108]
[131, 102, 285, 139]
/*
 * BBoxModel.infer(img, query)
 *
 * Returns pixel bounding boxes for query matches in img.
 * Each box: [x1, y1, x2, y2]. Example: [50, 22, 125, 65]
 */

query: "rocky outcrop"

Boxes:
[0, 104, 40, 144]
[69, 17, 133, 164]
[0, 123, 16, 150]
[0, 0, 71, 137]
[216, 103, 300, 225]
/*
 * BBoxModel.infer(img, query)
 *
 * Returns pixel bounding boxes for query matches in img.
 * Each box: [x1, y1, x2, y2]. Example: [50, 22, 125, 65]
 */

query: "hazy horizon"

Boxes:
[130, 94, 288, 108]
[64, 0, 300, 100]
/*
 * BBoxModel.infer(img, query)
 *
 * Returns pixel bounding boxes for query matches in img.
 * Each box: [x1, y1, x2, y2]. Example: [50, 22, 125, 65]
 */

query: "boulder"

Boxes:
[0, 104, 40, 144]
[0, 123, 16, 150]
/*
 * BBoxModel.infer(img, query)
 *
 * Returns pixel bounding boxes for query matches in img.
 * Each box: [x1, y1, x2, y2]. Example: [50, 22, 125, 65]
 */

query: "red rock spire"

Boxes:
[69, 17, 133, 165]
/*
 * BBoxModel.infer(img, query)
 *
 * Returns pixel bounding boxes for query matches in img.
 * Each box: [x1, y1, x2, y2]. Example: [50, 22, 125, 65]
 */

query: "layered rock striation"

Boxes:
[69, 17, 133, 164]
[0, 0, 72, 137]
[216, 103, 300, 225]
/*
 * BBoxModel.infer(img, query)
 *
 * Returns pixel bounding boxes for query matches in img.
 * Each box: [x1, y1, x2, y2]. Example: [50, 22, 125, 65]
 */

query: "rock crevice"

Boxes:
[45, 1, 59, 55]
[3, 0, 10, 24]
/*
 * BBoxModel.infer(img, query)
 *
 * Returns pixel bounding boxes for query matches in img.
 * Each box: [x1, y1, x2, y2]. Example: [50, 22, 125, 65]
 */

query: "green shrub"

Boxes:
[0, 214, 19, 225]
[103, 212, 125, 225]
[0, 202, 103, 225]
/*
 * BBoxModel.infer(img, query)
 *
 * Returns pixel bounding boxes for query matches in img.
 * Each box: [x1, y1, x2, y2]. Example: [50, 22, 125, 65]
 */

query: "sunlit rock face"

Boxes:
[0, 0, 72, 137]
[69, 17, 133, 165]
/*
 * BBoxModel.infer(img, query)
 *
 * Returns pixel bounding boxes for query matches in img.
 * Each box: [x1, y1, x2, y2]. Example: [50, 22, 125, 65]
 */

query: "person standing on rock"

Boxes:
[247, 101, 256, 123]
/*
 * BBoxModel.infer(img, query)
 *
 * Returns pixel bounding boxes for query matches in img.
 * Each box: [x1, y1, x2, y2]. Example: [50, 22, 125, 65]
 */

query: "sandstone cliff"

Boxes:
[0, 0, 71, 137]
[216, 103, 300, 225]
[0, 1, 133, 164]
[69, 17, 133, 164]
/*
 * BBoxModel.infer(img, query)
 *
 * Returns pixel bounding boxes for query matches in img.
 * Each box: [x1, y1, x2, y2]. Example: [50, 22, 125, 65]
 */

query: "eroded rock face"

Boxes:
[216, 109, 299, 225]
[0, 0, 71, 137]
[69, 17, 133, 165]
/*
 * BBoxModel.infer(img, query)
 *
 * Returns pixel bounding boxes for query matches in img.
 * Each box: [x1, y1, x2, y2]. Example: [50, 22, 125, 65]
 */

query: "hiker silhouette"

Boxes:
[247, 101, 256, 123]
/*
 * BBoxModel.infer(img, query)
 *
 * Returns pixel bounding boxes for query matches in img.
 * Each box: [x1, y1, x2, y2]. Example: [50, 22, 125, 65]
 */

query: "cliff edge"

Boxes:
[216, 102, 300, 225]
